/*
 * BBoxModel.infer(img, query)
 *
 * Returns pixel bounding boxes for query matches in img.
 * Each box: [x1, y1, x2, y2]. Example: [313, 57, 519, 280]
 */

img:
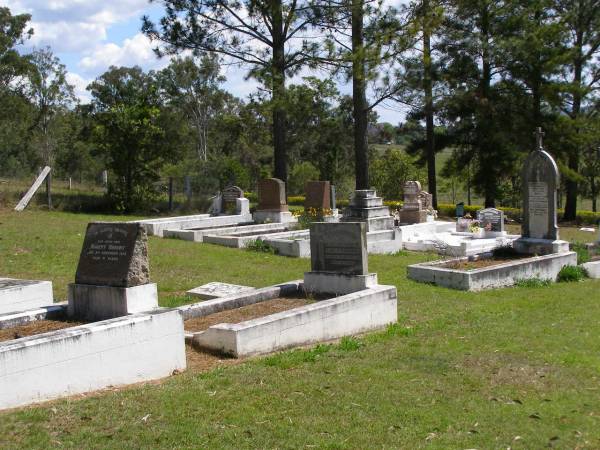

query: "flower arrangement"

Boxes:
[296, 207, 333, 228]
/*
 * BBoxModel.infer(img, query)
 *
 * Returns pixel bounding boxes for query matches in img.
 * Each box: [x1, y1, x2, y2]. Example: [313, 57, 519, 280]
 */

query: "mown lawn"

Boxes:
[1, 210, 599, 449]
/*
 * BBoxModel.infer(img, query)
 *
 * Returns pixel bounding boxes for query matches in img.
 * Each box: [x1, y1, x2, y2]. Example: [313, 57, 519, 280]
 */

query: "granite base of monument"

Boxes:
[398, 210, 427, 225]
[253, 210, 297, 224]
[68, 283, 158, 321]
[303, 272, 378, 296]
[513, 238, 570, 256]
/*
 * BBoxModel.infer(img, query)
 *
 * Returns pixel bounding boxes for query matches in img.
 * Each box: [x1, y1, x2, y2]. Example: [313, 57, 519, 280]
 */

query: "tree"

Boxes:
[89, 66, 185, 211]
[316, 0, 409, 190]
[554, 0, 600, 219]
[158, 54, 227, 161]
[142, 0, 320, 187]
[27, 47, 76, 165]
[0, 7, 33, 92]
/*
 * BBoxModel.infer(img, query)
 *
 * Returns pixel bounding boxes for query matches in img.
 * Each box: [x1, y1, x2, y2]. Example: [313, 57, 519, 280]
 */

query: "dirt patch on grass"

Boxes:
[185, 344, 242, 372]
[0, 320, 85, 342]
[184, 297, 313, 332]
[461, 355, 552, 388]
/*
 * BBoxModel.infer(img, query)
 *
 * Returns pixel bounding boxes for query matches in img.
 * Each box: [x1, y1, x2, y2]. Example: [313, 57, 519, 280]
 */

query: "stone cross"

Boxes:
[534, 127, 545, 151]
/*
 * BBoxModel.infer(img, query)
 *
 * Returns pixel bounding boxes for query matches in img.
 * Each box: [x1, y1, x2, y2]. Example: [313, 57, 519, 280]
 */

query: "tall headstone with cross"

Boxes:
[514, 128, 569, 255]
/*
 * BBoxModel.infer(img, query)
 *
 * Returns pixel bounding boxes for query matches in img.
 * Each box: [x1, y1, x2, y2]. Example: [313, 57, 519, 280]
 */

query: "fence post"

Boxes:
[46, 171, 52, 210]
[168, 177, 174, 211]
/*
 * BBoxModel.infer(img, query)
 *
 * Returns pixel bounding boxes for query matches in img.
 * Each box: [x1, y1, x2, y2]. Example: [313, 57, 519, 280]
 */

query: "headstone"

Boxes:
[342, 189, 394, 231]
[305, 181, 331, 210]
[69, 222, 157, 320]
[477, 208, 504, 233]
[257, 178, 288, 212]
[75, 222, 150, 287]
[304, 222, 377, 295]
[309, 222, 367, 275]
[222, 185, 244, 212]
[456, 202, 465, 218]
[514, 128, 569, 255]
[521, 128, 559, 240]
[418, 191, 433, 210]
[398, 181, 427, 224]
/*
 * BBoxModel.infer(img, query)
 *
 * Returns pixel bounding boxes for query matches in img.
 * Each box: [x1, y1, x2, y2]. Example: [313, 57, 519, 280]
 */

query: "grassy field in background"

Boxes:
[0, 210, 599, 448]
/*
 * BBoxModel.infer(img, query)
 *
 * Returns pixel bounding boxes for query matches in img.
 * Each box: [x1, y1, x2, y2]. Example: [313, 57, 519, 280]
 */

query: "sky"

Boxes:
[3, 0, 402, 123]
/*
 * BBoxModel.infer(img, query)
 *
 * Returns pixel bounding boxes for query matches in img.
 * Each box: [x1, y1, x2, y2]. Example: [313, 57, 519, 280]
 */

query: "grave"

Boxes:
[398, 181, 428, 224]
[407, 128, 577, 290]
[342, 189, 394, 231]
[68, 222, 159, 321]
[513, 128, 569, 255]
[477, 208, 506, 237]
[304, 222, 377, 295]
[210, 185, 250, 216]
[253, 178, 296, 223]
[305, 181, 331, 210]
[0, 278, 53, 315]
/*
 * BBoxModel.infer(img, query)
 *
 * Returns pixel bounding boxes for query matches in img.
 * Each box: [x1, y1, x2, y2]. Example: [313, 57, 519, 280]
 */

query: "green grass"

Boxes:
[1, 210, 600, 449]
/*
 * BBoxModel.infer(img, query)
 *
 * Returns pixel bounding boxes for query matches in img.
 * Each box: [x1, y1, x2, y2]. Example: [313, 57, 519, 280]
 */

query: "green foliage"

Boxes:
[90, 66, 185, 212]
[557, 265, 588, 283]
[571, 243, 591, 265]
[338, 336, 362, 351]
[288, 162, 320, 196]
[371, 148, 425, 200]
[514, 278, 552, 288]
[245, 239, 277, 254]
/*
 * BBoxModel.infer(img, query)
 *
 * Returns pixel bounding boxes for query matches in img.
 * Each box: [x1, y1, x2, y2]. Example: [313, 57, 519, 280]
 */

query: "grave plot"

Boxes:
[0, 222, 185, 411]
[181, 223, 397, 358]
[0, 278, 53, 315]
[408, 128, 577, 290]
[581, 242, 600, 278]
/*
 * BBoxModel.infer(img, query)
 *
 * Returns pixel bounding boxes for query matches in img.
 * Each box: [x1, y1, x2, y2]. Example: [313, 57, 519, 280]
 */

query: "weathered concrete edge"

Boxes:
[192, 284, 398, 357]
[177, 280, 303, 320]
[0, 303, 67, 330]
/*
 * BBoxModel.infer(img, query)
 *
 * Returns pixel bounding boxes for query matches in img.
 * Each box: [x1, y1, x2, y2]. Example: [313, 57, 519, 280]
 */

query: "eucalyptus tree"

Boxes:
[158, 54, 227, 161]
[142, 0, 321, 186]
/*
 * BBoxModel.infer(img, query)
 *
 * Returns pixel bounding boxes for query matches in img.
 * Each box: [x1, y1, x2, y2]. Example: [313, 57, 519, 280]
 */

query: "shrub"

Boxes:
[571, 242, 591, 265]
[557, 265, 588, 283]
[245, 239, 277, 254]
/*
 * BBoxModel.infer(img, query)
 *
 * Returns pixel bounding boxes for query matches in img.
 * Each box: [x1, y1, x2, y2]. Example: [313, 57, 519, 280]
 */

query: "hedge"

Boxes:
[246, 192, 600, 225]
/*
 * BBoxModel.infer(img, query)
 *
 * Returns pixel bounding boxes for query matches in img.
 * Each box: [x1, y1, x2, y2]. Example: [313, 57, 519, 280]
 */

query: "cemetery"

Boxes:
[2, 0, 600, 446]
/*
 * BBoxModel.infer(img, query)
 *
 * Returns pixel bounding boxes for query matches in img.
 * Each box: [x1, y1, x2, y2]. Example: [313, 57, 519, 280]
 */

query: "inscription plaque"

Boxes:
[310, 222, 367, 275]
[222, 185, 244, 213]
[75, 222, 150, 287]
[477, 208, 504, 233]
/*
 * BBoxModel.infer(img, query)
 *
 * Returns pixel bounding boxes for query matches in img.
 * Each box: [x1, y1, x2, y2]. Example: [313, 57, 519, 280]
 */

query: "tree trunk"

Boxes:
[422, 0, 437, 208]
[352, 0, 369, 190]
[271, 0, 287, 190]
[563, 35, 583, 221]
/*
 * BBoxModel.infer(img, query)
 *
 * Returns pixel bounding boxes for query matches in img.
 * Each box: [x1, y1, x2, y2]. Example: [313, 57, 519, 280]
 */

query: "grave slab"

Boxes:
[0, 279, 53, 315]
[187, 282, 255, 300]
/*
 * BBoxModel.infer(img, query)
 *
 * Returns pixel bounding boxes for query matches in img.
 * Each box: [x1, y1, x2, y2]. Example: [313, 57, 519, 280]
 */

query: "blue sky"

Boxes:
[4, 0, 401, 123]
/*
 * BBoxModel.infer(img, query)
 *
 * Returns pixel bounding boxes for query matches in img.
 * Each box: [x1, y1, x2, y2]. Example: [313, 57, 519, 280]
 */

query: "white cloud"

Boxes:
[5, 0, 149, 53]
[78, 33, 167, 74]
[65, 71, 92, 103]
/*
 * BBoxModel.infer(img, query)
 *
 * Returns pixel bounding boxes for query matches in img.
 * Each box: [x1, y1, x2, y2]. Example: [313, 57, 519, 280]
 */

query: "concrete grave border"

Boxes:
[407, 251, 577, 291]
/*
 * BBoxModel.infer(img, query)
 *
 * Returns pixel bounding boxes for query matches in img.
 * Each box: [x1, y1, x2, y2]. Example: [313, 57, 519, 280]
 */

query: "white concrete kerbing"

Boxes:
[177, 281, 303, 320]
[407, 251, 578, 291]
[0, 308, 186, 410]
[68, 283, 159, 321]
[581, 260, 600, 279]
[136, 213, 254, 237]
[192, 284, 398, 357]
[304, 272, 378, 295]
[0, 303, 66, 330]
[204, 228, 306, 249]
[164, 222, 285, 242]
[253, 210, 297, 224]
[0, 279, 53, 315]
